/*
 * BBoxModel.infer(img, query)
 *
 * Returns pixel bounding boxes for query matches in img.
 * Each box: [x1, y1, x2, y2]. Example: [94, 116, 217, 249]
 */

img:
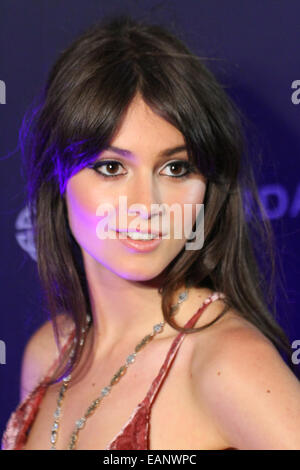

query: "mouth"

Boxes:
[115, 229, 164, 240]
[114, 229, 164, 252]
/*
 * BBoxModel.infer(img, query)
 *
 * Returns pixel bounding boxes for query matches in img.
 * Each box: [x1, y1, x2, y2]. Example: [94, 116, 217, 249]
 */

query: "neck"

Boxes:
[81, 251, 186, 363]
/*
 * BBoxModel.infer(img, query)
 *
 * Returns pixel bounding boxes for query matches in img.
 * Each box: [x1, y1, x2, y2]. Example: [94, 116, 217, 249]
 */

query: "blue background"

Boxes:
[0, 0, 299, 440]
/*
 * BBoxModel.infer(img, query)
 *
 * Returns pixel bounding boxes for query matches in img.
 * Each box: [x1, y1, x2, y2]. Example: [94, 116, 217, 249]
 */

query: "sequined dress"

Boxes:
[1, 291, 237, 450]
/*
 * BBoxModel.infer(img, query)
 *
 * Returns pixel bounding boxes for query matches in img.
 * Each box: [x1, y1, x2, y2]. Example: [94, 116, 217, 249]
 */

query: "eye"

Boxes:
[87, 159, 197, 179]
[161, 160, 197, 179]
[87, 160, 125, 178]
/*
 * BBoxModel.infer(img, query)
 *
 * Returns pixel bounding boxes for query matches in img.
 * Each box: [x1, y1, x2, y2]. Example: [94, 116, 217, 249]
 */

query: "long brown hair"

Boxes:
[19, 14, 296, 386]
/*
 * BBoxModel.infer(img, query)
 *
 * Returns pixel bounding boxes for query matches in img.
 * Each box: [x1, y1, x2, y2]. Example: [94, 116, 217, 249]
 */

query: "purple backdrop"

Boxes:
[0, 0, 299, 439]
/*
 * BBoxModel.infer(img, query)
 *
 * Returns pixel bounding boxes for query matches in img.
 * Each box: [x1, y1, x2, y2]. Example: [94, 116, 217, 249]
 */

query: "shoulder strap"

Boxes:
[144, 291, 226, 409]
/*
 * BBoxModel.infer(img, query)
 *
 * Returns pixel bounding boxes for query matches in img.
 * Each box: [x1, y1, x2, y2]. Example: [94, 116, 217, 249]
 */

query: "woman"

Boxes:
[2, 14, 300, 450]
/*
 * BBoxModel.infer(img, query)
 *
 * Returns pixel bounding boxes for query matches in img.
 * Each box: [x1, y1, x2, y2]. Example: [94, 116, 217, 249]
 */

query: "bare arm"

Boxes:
[192, 323, 300, 450]
[20, 314, 74, 403]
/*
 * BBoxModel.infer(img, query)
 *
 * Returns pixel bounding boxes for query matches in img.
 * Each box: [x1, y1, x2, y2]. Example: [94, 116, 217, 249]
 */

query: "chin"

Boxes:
[104, 260, 167, 282]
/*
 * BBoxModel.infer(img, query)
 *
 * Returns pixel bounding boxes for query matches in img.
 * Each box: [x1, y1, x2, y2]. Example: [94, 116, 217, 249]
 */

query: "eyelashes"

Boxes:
[87, 160, 197, 180]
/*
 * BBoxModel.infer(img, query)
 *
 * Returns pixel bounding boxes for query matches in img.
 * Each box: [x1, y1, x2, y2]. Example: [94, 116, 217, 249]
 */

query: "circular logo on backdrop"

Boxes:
[15, 205, 37, 261]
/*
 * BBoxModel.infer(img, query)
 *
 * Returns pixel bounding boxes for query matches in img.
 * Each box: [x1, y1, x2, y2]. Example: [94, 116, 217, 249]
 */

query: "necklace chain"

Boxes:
[50, 288, 189, 450]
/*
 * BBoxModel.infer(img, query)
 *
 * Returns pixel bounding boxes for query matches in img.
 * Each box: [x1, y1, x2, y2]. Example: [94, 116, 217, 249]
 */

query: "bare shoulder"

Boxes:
[191, 308, 300, 449]
[191, 306, 283, 378]
[20, 313, 74, 403]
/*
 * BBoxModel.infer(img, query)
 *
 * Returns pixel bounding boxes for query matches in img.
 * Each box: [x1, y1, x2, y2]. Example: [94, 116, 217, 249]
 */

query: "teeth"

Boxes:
[126, 232, 158, 240]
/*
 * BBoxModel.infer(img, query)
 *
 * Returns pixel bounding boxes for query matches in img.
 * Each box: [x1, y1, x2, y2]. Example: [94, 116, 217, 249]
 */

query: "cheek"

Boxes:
[162, 179, 206, 204]
[183, 179, 206, 203]
[165, 180, 206, 237]
[184, 180, 206, 223]
[65, 175, 123, 255]
[65, 175, 104, 242]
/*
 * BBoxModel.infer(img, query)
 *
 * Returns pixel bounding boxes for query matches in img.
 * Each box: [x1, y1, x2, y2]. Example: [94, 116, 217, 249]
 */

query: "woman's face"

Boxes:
[65, 94, 207, 281]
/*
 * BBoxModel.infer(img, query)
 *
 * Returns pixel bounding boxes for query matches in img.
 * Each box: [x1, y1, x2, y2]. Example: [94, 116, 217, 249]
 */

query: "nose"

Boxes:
[127, 173, 164, 221]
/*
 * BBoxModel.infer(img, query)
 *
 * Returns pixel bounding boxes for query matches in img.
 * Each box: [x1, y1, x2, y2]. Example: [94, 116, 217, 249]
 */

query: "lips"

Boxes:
[117, 234, 163, 252]
[116, 229, 163, 236]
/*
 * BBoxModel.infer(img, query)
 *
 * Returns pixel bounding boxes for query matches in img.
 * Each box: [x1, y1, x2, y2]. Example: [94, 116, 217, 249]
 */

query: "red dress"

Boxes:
[1, 291, 236, 450]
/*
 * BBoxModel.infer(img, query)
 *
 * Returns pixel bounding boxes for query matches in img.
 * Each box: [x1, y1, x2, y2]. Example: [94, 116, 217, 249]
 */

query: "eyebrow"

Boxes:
[101, 145, 188, 159]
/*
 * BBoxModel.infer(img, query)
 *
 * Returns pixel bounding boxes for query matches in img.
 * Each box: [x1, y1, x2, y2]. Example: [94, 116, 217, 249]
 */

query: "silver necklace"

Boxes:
[50, 288, 189, 450]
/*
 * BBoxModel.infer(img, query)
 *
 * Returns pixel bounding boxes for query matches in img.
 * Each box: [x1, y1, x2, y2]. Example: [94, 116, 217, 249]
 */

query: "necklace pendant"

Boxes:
[76, 417, 86, 430]
[101, 386, 111, 397]
[51, 430, 58, 445]
[52, 422, 59, 431]
[53, 406, 61, 419]
[126, 353, 136, 365]
[153, 322, 164, 334]
[178, 291, 188, 303]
